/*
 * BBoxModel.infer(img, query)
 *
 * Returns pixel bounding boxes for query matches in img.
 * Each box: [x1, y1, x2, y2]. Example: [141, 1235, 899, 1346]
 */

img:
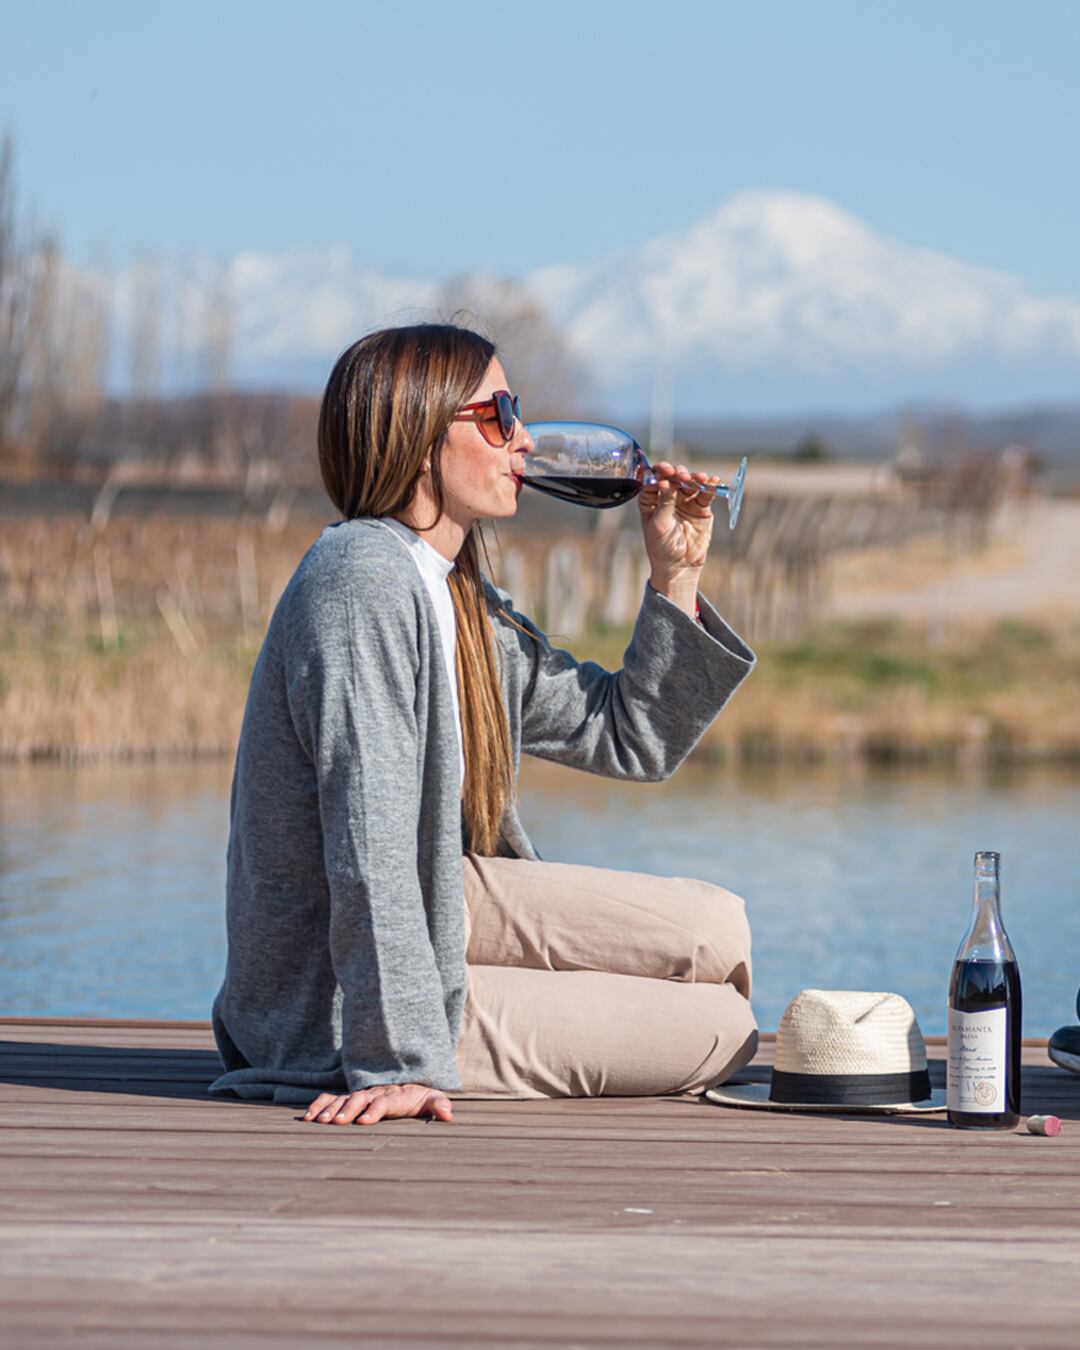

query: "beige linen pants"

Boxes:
[455, 854, 757, 1098]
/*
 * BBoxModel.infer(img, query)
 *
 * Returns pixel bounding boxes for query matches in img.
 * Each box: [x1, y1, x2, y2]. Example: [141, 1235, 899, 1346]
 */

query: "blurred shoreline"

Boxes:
[3, 457, 1079, 768]
[3, 517, 1079, 769]
[4, 626, 1079, 766]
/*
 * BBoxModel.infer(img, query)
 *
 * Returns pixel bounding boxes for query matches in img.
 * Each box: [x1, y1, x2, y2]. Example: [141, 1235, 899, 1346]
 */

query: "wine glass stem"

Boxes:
[643, 472, 730, 500]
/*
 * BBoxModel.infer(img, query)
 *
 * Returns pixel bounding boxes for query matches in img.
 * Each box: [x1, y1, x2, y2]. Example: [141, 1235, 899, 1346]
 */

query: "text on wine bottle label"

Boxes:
[947, 1005, 1008, 1112]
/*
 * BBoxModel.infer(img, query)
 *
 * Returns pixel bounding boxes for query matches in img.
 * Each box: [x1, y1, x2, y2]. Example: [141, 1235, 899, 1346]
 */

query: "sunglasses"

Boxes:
[453, 390, 522, 447]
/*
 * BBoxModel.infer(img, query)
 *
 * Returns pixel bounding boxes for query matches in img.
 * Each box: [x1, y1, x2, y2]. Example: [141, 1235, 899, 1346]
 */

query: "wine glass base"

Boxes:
[728, 457, 748, 530]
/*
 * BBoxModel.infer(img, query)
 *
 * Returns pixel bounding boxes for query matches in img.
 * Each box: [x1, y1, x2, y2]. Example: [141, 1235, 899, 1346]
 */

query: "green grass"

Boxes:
[3, 618, 1079, 764]
[567, 617, 1080, 764]
[572, 617, 1078, 700]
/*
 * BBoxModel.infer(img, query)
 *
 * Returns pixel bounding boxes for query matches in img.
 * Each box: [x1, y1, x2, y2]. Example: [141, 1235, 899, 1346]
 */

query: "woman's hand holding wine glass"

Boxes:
[638, 461, 723, 618]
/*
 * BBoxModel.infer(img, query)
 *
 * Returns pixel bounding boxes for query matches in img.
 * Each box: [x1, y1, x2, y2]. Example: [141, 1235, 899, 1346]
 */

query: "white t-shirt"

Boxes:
[375, 518, 465, 789]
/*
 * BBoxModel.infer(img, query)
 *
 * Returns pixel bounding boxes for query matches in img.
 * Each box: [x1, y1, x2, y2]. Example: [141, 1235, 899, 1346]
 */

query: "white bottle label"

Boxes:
[947, 1005, 1008, 1112]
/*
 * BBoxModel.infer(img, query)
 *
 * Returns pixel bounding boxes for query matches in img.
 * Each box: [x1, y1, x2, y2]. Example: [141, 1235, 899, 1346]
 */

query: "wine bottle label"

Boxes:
[947, 1005, 1008, 1112]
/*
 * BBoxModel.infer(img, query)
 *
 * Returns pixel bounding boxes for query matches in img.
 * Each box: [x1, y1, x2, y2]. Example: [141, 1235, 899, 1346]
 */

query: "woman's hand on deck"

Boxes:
[303, 1082, 454, 1126]
[638, 462, 721, 615]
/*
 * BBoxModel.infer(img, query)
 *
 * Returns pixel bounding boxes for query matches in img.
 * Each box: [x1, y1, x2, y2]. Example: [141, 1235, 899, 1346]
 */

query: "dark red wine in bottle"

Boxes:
[520, 475, 644, 509]
[946, 852, 1022, 1129]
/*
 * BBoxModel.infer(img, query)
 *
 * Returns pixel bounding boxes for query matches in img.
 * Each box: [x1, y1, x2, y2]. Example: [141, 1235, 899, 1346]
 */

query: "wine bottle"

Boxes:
[946, 851, 1022, 1129]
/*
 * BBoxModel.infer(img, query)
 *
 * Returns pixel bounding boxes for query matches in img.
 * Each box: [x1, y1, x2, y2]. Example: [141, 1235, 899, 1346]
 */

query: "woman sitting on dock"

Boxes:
[209, 324, 758, 1124]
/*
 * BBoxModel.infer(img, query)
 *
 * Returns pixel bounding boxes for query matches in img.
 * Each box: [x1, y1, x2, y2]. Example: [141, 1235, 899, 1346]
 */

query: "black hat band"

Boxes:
[769, 1067, 932, 1106]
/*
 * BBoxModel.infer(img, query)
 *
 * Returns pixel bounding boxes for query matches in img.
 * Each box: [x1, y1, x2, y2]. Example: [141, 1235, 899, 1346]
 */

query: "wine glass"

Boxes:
[521, 421, 747, 529]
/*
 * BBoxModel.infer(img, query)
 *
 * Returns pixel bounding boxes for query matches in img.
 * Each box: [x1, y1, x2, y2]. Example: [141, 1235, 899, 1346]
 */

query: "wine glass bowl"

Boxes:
[521, 422, 646, 509]
[521, 421, 747, 529]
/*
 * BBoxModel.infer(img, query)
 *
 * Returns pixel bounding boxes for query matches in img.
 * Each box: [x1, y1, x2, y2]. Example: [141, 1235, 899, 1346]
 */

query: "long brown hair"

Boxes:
[317, 324, 516, 855]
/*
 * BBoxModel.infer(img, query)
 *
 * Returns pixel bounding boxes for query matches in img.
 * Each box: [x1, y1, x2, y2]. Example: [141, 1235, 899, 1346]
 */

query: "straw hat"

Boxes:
[706, 989, 946, 1113]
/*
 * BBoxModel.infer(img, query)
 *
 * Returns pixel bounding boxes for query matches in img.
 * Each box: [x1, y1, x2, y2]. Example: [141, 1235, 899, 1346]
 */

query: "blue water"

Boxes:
[2, 759, 1078, 1037]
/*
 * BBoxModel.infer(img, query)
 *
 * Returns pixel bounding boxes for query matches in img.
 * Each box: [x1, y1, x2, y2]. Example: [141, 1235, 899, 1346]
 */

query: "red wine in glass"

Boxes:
[522, 475, 644, 509]
[521, 421, 746, 528]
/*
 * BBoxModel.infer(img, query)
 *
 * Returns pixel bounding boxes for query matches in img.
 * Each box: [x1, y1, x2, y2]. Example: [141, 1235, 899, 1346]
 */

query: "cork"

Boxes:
[1026, 1114, 1063, 1137]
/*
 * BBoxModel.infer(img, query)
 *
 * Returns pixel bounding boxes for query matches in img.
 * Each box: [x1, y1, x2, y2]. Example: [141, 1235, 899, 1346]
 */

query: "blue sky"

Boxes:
[4, 0, 1079, 286]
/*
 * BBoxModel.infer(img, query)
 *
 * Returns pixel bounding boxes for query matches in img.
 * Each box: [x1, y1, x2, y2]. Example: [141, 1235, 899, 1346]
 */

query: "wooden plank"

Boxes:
[2, 1222, 1079, 1347]
[1, 1068, 217, 1082]
[5, 1181, 1077, 1237]
[0, 1079, 1076, 1122]
[5, 1151, 1077, 1200]
[0, 1027, 216, 1045]
[2, 1078, 1074, 1117]
[0, 1080, 218, 1098]
[0, 1018, 1077, 1349]
[0, 1016, 213, 1030]
[0, 1043, 220, 1061]
[0, 1106, 306, 1131]
[1, 1131, 1075, 1175]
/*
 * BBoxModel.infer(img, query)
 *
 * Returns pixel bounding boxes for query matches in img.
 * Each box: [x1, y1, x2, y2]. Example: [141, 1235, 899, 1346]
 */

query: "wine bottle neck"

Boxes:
[974, 851, 1002, 918]
[958, 853, 1015, 962]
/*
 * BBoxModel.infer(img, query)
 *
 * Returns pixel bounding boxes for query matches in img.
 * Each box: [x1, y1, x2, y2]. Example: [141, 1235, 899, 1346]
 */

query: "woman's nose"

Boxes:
[513, 423, 534, 455]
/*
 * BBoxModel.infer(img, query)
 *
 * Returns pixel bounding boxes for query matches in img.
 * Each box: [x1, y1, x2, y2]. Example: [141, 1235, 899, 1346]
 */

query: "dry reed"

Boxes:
[3, 511, 1078, 766]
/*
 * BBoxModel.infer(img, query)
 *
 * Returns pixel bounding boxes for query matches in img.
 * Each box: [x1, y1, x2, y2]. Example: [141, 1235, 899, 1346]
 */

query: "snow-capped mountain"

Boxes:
[108, 190, 1080, 413]
[528, 190, 1080, 376]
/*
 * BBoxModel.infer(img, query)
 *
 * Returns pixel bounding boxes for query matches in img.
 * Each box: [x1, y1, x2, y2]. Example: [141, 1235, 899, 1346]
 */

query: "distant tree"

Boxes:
[67, 261, 111, 425]
[126, 255, 165, 453]
[201, 389, 318, 499]
[199, 263, 233, 394]
[129, 255, 164, 401]
[434, 275, 594, 420]
[792, 433, 832, 462]
[0, 128, 53, 456]
[21, 239, 112, 457]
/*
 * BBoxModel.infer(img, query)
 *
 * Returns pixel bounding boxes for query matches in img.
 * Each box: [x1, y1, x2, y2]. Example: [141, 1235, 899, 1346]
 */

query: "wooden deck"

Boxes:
[1, 1019, 1078, 1348]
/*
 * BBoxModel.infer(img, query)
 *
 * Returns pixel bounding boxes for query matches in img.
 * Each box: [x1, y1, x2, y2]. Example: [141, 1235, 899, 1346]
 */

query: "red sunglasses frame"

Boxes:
[453, 390, 522, 446]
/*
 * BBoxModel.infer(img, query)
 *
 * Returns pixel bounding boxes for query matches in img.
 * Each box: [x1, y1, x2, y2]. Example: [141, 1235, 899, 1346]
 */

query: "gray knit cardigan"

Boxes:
[209, 518, 755, 1102]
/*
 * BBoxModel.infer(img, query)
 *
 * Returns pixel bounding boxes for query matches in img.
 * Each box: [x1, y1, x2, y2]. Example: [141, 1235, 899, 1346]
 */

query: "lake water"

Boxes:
[2, 759, 1078, 1038]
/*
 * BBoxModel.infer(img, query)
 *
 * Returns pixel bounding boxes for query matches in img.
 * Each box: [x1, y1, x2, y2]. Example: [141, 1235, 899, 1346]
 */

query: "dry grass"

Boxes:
[0, 511, 309, 759]
[577, 619, 1080, 767]
[0, 643, 252, 758]
[3, 511, 1079, 766]
[5, 620, 1079, 767]
[0, 513, 322, 647]
[829, 532, 1027, 600]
